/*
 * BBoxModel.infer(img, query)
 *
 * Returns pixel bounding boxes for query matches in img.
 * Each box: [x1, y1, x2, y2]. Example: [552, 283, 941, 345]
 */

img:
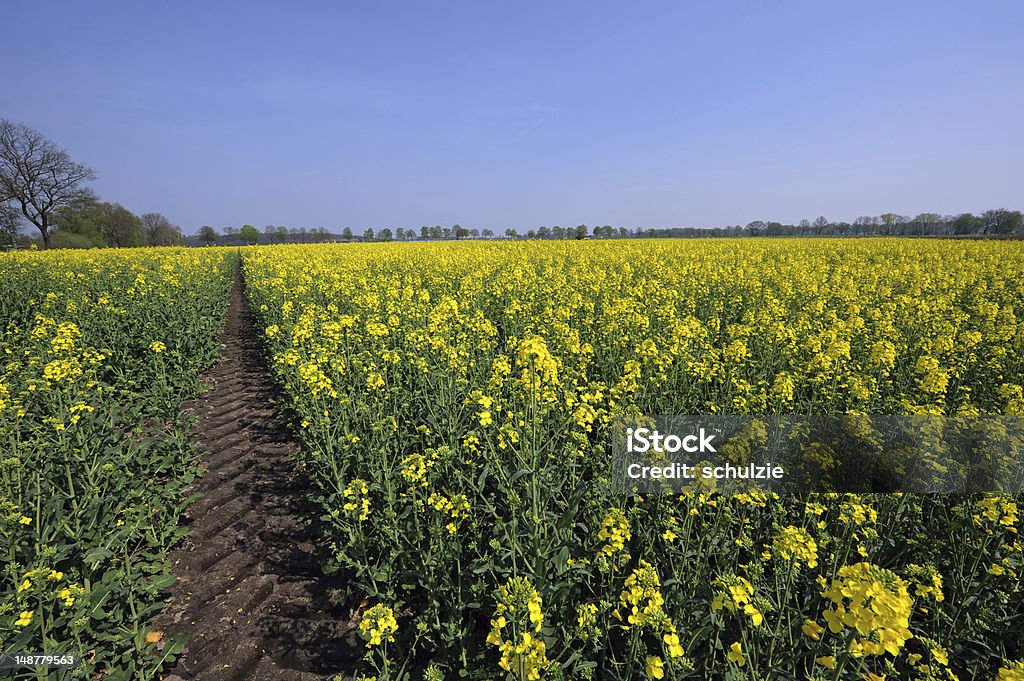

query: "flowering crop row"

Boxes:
[246, 239, 1024, 680]
[0, 247, 234, 679]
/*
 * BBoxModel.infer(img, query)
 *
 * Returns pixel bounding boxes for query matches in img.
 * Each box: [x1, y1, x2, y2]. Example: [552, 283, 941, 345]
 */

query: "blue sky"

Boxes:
[3, 1, 1022, 234]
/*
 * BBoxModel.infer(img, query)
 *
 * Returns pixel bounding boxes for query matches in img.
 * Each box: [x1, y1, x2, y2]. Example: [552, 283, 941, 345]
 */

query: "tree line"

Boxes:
[309, 214, 1021, 243]
[632, 211, 1023, 239]
[3, 118, 1021, 249]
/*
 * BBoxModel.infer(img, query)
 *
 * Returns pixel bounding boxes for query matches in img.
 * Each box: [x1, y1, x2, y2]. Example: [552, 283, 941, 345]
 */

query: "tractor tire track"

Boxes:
[156, 264, 359, 681]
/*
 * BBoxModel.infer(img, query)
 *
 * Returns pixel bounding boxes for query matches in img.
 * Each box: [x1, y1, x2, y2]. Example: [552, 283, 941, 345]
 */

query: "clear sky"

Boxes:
[3, 1, 1022, 234]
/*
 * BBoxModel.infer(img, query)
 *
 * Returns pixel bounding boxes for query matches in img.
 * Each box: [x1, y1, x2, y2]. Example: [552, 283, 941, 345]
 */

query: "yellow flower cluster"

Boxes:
[343, 479, 371, 521]
[768, 525, 819, 569]
[358, 603, 398, 647]
[426, 492, 470, 535]
[820, 562, 913, 657]
[839, 497, 879, 526]
[711, 573, 765, 627]
[516, 336, 560, 403]
[597, 507, 630, 558]
[973, 495, 1019, 532]
[13, 565, 86, 622]
[904, 564, 945, 602]
[487, 576, 549, 680]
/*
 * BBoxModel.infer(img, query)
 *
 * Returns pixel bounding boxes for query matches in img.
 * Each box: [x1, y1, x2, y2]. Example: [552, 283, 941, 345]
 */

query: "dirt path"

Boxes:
[156, 266, 359, 681]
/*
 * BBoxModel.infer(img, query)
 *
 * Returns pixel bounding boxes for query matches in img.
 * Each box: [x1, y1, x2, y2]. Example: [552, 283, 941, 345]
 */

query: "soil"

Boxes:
[155, 266, 360, 680]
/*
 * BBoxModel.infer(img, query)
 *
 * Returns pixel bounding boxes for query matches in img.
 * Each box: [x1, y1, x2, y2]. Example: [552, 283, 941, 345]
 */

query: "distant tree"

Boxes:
[395, 227, 405, 240]
[223, 226, 239, 241]
[0, 119, 97, 249]
[618, 227, 629, 238]
[551, 226, 565, 239]
[239, 224, 260, 244]
[482, 228, 494, 238]
[505, 228, 518, 239]
[909, 213, 942, 235]
[953, 213, 981, 235]
[430, 225, 442, 239]
[812, 216, 829, 235]
[1, 201, 23, 246]
[421, 226, 429, 239]
[142, 212, 183, 246]
[91, 203, 144, 248]
[469, 228, 479, 238]
[575, 224, 589, 239]
[982, 209, 1023, 235]
[342, 226, 353, 241]
[745, 220, 765, 237]
[879, 213, 908, 235]
[364, 228, 375, 241]
[537, 226, 551, 239]
[198, 225, 218, 245]
[263, 224, 278, 243]
[527, 230, 537, 239]
[380, 227, 393, 241]
[453, 224, 469, 239]
[853, 216, 878, 234]
[52, 197, 106, 247]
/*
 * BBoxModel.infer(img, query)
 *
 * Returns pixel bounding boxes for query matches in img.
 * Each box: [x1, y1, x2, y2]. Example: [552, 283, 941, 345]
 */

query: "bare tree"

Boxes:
[141, 212, 182, 246]
[0, 119, 96, 248]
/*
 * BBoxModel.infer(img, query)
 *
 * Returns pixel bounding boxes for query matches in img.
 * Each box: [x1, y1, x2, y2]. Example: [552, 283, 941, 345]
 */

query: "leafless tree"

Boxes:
[0, 119, 96, 248]
[141, 212, 182, 246]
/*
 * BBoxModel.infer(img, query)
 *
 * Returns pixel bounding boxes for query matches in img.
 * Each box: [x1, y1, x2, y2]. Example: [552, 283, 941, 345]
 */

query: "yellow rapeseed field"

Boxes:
[245, 239, 1024, 680]
[1, 247, 234, 679]
[3, 239, 1023, 680]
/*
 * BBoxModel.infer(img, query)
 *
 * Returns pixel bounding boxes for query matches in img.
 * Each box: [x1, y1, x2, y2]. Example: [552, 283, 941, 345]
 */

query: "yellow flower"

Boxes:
[727, 641, 745, 667]
[663, 632, 685, 658]
[149, 341, 167, 353]
[802, 618, 825, 641]
[15, 610, 33, 627]
[645, 655, 665, 679]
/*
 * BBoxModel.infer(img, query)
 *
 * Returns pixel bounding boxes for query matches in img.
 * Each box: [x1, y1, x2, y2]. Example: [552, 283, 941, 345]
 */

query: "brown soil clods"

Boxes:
[156, 266, 359, 680]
